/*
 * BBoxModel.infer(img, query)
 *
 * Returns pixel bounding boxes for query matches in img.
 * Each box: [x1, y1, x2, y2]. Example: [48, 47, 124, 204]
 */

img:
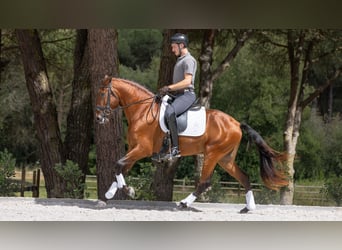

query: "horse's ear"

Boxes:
[103, 75, 111, 84]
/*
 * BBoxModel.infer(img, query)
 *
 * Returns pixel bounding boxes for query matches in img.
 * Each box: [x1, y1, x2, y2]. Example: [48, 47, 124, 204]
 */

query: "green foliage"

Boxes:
[0, 149, 18, 196]
[119, 55, 160, 92]
[211, 41, 289, 183]
[321, 116, 342, 178]
[0, 30, 38, 163]
[175, 156, 195, 179]
[54, 160, 86, 199]
[201, 170, 226, 203]
[297, 113, 342, 181]
[118, 29, 162, 70]
[87, 145, 97, 175]
[296, 111, 325, 180]
[1, 29, 75, 163]
[127, 162, 156, 200]
[255, 186, 280, 204]
[40, 29, 75, 135]
[323, 176, 342, 206]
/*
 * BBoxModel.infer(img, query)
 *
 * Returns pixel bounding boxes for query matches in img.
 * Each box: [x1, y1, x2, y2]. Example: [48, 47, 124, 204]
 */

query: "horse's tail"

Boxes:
[240, 122, 289, 190]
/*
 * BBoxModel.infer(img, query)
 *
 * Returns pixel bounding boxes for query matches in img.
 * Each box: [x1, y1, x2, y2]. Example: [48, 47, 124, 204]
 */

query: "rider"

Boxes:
[158, 33, 197, 159]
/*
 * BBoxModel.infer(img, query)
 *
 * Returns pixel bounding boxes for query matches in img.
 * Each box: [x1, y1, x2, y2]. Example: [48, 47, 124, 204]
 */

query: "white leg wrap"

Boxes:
[181, 193, 197, 206]
[105, 181, 118, 199]
[246, 190, 256, 210]
[116, 174, 126, 189]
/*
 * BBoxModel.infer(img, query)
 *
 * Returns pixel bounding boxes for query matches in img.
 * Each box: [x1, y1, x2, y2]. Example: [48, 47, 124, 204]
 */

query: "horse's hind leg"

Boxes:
[179, 153, 218, 208]
[218, 158, 256, 213]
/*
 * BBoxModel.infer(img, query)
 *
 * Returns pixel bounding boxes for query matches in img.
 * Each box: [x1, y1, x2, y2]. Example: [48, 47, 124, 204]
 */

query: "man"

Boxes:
[159, 33, 197, 159]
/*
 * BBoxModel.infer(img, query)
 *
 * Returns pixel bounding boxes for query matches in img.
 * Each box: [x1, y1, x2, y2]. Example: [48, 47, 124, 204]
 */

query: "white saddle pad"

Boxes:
[159, 95, 206, 137]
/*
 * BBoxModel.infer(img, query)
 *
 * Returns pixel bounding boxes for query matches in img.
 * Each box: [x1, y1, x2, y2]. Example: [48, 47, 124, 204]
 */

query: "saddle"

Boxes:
[159, 95, 206, 137]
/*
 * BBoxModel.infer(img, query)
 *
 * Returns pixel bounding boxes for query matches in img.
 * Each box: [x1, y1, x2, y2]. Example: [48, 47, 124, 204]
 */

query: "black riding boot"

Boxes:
[165, 114, 181, 159]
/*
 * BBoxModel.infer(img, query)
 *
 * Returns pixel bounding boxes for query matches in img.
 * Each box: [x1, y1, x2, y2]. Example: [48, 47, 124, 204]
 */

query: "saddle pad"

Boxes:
[159, 95, 206, 137]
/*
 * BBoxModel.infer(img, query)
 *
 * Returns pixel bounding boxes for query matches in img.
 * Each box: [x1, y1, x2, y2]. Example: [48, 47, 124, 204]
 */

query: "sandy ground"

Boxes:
[0, 197, 341, 221]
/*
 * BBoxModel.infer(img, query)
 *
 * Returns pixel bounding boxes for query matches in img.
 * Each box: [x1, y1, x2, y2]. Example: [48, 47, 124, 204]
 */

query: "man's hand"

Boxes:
[158, 85, 170, 96]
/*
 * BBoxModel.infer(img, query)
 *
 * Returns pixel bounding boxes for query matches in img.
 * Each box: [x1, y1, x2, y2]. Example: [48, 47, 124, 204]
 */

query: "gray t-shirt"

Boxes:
[172, 52, 197, 89]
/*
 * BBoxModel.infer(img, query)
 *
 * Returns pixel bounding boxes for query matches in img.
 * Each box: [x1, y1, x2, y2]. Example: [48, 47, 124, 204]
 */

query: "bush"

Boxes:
[0, 149, 18, 196]
[255, 186, 280, 204]
[127, 162, 156, 201]
[54, 160, 86, 199]
[201, 170, 226, 203]
[323, 176, 342, 206]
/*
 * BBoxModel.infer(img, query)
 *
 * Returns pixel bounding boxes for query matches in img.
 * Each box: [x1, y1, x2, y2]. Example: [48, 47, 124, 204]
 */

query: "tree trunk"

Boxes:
[64, 29, 93, 199]
[199, 29, 216, 109]
[327, 84, 333, 122]
[194, 30, 217, 195]
[280, 30, 305, 205]
[151, 29, 178, 201]
[195, 29, 253, 191]
[88, 29, 125, 201]
[15, 29, 65, 198]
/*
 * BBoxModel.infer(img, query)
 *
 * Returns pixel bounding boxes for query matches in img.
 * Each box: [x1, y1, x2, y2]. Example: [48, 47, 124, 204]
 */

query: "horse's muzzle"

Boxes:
[96, 114, 109, 124]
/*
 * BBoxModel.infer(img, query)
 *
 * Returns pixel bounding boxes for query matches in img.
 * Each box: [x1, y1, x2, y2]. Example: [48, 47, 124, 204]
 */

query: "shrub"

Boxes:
[127, 162, 156, 201]
[323, 176, 342, 206]
[255, 186, 280, 204]
[202, 170, 226, 203]
[54, 160, 86, 199]
[0, 149, 18, 196]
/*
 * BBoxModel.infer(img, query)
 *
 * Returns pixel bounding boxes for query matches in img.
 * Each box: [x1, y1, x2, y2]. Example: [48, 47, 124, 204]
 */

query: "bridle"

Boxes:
[96, 80, 118, 124]
[96, 79, 159, 124]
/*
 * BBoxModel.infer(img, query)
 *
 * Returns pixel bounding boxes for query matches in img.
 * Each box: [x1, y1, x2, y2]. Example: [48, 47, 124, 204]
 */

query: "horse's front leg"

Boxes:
[105, 146, 149, 200]
[105, 156, 135, 200]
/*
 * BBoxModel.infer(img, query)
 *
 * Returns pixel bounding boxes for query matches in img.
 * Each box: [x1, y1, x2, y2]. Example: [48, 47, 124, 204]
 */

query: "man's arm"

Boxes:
[168, 74, 193, 91]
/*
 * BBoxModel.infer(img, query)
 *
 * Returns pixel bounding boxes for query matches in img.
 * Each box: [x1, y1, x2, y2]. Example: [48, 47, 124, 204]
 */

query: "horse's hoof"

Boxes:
[239, 207, 249, 214]
[177, 202, 188, 209]
[127, 186, 135, 198]
[124, 186, 135, 199]
[95, 200, 107, 208]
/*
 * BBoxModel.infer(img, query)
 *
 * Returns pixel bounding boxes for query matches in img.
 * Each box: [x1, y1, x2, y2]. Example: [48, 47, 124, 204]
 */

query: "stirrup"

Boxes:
[164, 147, 181, 160]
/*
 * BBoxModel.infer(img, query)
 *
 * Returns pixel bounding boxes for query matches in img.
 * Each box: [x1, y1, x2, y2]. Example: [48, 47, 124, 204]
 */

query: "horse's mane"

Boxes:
[115, 78, 154, 97]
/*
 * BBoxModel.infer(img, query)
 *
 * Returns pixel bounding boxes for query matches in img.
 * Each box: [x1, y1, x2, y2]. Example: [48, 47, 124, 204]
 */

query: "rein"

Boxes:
[96, 81, 160, 123]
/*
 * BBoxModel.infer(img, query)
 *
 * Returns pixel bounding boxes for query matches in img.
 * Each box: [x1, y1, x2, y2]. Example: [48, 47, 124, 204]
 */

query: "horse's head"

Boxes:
[95, 75, 120, 124]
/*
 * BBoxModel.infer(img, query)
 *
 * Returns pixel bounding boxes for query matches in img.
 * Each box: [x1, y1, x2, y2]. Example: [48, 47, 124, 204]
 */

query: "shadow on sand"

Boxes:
[34, 198, 202, 212]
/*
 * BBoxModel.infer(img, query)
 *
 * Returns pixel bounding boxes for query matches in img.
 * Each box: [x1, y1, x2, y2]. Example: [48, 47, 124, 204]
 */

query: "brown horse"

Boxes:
[95, 76, 288, 213]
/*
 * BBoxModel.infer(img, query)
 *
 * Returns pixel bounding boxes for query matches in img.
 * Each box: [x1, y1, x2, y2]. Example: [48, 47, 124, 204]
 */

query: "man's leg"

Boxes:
[166, 112, 181, 158]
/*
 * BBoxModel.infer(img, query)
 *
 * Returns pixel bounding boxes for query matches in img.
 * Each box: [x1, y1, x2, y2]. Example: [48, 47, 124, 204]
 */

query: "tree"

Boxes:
[199, 29, 254, 107]
[117, 29, 162, 70]
[151, 29, 179, 201]
[15, 29, 65, 197]
[195, 29, 254, 189]
[63, 29, 93, 198]
[88, 29, 125, 201]
[280, 30, 342, 204]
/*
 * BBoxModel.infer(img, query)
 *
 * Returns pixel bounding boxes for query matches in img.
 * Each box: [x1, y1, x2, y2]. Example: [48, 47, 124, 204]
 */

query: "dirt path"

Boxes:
[1, 197, 341, 221]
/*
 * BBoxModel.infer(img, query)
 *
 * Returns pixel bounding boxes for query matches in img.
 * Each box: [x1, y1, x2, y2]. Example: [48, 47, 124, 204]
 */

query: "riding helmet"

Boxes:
[170, 33, 188, 47]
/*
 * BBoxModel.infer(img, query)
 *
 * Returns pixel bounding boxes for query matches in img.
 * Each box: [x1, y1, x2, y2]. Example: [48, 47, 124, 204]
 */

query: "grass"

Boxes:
[11, 169, 337, 206]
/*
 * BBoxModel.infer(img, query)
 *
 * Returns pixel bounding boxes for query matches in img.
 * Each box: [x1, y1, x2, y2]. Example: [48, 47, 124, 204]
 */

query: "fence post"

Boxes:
[20, 165, 26, 197]
[36, 169, 40, 198]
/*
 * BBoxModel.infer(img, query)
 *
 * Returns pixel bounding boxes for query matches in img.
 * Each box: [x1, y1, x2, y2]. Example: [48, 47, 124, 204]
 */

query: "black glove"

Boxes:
[158, 85, 170, 96]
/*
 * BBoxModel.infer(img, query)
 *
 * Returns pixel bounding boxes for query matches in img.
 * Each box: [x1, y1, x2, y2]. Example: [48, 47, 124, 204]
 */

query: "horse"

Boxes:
[95, 76, 289, 213]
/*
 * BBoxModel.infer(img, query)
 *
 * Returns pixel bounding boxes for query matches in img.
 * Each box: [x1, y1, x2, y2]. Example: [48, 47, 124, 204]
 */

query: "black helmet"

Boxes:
[170, 33, 188, 47]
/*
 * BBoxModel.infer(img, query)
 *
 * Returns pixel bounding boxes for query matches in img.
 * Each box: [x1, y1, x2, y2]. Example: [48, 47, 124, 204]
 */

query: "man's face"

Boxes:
[171, 43, 183, 56]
